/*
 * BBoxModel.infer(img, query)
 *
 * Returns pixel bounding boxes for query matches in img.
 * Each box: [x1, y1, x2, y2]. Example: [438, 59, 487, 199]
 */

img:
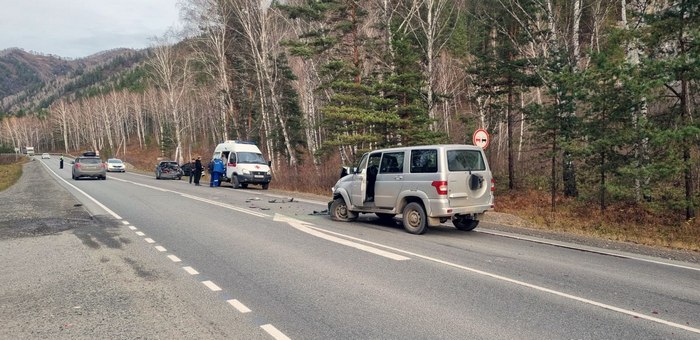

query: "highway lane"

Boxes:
[39, 157, 700, 339]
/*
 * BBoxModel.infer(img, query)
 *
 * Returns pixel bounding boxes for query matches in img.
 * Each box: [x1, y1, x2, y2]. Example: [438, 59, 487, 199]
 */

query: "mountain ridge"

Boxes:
[0, 47, 150, 114]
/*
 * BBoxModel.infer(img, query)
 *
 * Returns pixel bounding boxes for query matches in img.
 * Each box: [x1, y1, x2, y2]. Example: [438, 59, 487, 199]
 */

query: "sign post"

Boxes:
[472, 129, 490, 149]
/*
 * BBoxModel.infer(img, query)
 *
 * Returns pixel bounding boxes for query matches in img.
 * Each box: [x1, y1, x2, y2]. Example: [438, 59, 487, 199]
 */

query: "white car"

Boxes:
[41, 153, 50, 159]
[106, 158, 126, 172]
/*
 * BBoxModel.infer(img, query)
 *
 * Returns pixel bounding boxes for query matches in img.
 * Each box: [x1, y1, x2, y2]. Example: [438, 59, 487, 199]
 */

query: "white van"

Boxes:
[212, 141, 272, 189]
[329, 144, 494, 234]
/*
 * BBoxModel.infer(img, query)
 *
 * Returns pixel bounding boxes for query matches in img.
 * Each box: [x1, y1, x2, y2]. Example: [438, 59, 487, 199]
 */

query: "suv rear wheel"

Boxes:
[402, 202, 427, 234]
[330, 197, 357, 222]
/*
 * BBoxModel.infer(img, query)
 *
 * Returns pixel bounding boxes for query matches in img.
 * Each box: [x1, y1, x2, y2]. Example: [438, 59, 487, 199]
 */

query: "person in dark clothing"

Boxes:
[193, 156, 203, 186]
[188, 158, 195, 184]
[59, 155, 64, 169]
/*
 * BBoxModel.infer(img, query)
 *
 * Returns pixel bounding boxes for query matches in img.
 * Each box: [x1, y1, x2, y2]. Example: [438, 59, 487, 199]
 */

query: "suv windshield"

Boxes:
[238, 152, 266, 164]
[447, 150, 485, 171]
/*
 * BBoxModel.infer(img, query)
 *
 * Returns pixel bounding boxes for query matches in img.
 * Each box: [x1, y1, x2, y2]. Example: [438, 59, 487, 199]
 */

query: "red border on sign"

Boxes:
[472, 128, 489, 149]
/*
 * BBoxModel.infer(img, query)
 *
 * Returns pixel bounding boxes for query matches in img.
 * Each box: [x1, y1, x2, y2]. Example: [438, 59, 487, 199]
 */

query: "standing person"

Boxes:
[59, 155, 64, 169]
[212, 157, 224, 187]
[207, 159, 215, 187]
[193, 156, 203, 186]
[188, 158, 195, 184]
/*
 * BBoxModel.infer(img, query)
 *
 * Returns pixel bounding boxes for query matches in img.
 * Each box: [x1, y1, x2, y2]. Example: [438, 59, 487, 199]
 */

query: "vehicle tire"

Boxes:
[231, 176, 240, 189]
[452, 217, 479, 231]
[402, 202, 427, 234]
[375, 213, 395, 223]
[241, 183, 248, 189]
[101, 176, 106, 180]
[177, 175, 182, 180]
[330, 197, 357, 222]
[156, 173, 160, 179]
[72, 174, 76, 180]
[262, 183, 269, 190]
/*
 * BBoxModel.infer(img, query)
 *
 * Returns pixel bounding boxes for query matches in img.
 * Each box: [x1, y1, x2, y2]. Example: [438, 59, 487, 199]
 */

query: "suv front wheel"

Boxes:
[402, 202, 427, 234]
[330, 197, 357, 222]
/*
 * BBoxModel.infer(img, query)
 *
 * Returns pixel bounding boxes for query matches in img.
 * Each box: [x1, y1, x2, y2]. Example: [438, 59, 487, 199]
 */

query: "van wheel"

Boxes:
[261, 183, 269, 190]
[402, 202, 427, 234]
[453, 217, 479, 231]
[241, 183, 249, 189]
[231, 176, 240, 189]
[330, 197, 357, 222]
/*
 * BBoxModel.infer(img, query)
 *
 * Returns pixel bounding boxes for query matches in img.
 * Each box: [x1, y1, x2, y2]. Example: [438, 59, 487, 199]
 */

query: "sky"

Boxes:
[0, 0, 182, 59]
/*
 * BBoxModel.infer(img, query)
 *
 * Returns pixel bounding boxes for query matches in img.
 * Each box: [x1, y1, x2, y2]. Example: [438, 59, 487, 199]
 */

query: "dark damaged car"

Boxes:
[155, 161, 182, 180]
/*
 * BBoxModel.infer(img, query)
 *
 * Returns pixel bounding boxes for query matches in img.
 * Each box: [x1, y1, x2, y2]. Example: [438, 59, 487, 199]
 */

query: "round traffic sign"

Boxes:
[472, 129, 489, 149]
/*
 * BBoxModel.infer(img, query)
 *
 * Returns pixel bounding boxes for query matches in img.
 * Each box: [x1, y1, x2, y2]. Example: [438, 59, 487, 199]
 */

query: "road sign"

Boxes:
[472, 129, 489, 149]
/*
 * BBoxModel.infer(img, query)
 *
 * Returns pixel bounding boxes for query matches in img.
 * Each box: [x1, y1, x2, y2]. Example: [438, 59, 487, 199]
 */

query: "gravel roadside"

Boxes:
[0, 160, 266, 339]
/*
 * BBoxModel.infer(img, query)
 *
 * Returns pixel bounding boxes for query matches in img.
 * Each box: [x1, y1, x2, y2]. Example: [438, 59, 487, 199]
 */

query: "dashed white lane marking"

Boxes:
[121, 221, 130, 225]
[183, 266, 199, 275]
[202, 280, 222, 291]
[261, 324, 290, 340]
[155, 246, 167, 252]
[167, 255, 181, 262]
[227, 299, 251, 313]
[144, 238, 155, 244]
[128, 226, 137, 230]
[135, 231, 145, 236]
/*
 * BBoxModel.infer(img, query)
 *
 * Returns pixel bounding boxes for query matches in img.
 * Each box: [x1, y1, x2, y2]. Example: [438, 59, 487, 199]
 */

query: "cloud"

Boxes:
[0, 0, 181, 58]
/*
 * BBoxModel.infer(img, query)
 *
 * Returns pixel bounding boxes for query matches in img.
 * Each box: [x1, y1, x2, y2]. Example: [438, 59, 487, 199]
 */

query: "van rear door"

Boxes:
[445, 148, 492, 209]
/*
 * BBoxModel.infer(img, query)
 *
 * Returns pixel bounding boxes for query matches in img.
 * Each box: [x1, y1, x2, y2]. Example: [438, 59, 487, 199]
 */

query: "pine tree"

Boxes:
[642, 0, 700, 220]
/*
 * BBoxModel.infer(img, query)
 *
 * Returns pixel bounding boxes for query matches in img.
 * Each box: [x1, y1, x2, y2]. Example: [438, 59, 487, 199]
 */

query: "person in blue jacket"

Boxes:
[211, 157, 225, 187]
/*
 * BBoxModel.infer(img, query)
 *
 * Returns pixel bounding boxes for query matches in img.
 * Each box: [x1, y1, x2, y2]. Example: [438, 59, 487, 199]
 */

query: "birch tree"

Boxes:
[149, 35, 192, 164]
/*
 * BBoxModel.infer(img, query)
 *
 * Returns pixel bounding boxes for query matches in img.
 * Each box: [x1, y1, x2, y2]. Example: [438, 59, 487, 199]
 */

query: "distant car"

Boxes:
[155, 161, 182, 180]
[41, 153, 50, 159]
[106, 158, 126, 172]
[72, 155, 106, 180]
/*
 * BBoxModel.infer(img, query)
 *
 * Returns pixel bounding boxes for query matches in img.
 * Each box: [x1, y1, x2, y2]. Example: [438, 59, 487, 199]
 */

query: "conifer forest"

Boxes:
[1, 0, 698, 222]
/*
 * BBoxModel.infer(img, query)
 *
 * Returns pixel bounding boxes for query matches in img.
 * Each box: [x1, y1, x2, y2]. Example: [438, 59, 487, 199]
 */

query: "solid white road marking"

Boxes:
[128, 226, 137, 230]
[167, 255, 181, 263]
[122, 221, 130, 225]
[144, 238, 155, 244]
[135, 231, 145, 236]
[260, 324, 290, 340]
[109, 176, 270, 218]
[39, 161, 122, 219]
[301, 224, 700, 335]
[183, 266, 199, 275]
[478, 229, 700, 272]
[227, 299, 251, 313]
[275, 214, 409, 261]
[155, 246, 167, 252]
[202, 280, 222, 291]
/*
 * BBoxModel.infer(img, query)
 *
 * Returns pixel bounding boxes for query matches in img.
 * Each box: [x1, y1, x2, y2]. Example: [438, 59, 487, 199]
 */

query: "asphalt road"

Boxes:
[2, 157, 699, 339]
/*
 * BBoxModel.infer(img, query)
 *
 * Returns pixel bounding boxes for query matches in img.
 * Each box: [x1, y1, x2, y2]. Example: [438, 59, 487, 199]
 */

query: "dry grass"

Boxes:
[496, 190, 700, 252]
[271, 152, 342, 196]
[0, 155, 26, 192]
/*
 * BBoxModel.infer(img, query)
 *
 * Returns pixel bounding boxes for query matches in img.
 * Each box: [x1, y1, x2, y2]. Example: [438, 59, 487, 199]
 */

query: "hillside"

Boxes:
[0, 48, 149, 114]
